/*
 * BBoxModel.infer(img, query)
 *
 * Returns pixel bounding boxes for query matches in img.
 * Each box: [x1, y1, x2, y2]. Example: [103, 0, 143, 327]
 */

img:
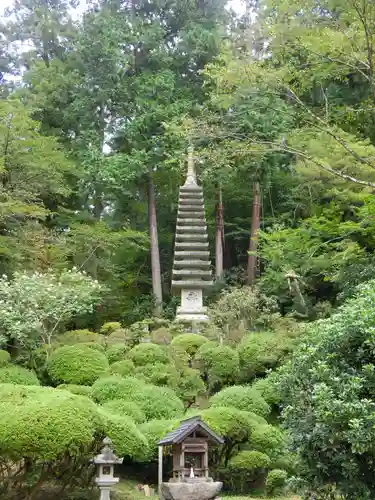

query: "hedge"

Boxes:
[127, 343, 169, 366]
[47, 345, 109, 385]
[171, 334, 208, 357]
[209, 385, 270, 418]
[0, 365, 40, 385]
[101, 399, 145, 423]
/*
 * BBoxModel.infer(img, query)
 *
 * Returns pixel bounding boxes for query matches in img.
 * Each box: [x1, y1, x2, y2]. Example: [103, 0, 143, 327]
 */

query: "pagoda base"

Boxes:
[176, 290, 209, 323]
[176, 307, 209, 323]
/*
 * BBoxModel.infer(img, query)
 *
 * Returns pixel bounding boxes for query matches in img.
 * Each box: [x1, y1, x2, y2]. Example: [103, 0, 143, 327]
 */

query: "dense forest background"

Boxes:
[2, 0, 375, 327]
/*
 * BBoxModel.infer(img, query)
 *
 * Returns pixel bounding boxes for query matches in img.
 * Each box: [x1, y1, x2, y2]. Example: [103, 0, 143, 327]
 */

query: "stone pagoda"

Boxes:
[172, 147, 213, 323]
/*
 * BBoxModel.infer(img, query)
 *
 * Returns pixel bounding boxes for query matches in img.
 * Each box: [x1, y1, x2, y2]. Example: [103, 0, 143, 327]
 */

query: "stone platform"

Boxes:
[160, 479, 222, 500]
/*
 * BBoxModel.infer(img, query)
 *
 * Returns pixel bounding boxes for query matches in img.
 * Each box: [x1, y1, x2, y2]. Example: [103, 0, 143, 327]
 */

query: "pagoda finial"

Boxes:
[185, 144, 196, 185]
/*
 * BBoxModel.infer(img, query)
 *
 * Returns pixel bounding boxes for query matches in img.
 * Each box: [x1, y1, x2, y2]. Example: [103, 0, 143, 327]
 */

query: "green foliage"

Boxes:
[238, 331, 296, 382]
[150, 327, 172, 345]
[138, 419, 179, 462]
[210, 385, 270, 418]
[97, 408, 147, 459]
[91, 376, 146, 403]
[47, 345, 109, 385]
[0, 270, 103, 352]
[127, 343, 169, 367]
[251, 374, 282, 406]
[172, 367, 206, 408]
[58, 329, 103, 346]
[0, 350, 10, 366]
[134, 362, 178, 386]
[110, 359, 136, 377]
[57, 384, 92, 397]
[227, 450, 271, 493]
[79, 342, 105, 353]
[171, 334, 208, 357]
[101, 400, 145, 423]
[250, 424, 286, 460]
[0, 365, 40, 385]
[100, 322, 122, 336]
[194, 342, 240, 391]
[106, 344, 130, 364]
[266, 469, 288, 495]
[0, 384, 100, 460]
[277, 280, 375, 497]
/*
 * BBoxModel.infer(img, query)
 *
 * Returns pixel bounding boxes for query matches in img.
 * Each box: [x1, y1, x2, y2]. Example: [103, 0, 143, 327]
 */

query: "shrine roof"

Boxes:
[158, 416, 224, 446]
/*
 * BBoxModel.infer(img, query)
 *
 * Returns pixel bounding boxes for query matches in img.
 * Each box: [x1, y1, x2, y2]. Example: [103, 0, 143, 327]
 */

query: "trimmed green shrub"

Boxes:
[171, 334, 208, 357]
[97, 408, 148, 459]
[0, 365, 40, 385]
[127, 343, 169, 366]
[101, 400, 145, 423]
[57, 384, 92, 397]
[250, 424, 286, 459]
[135, 362, 178, 386]
[227, 450, 271, 493]
[138, 419, 180, 461]
[106, 344, 130, 364]
[0, 349, 10, 366]
[131, 384, 184, 421]
[79, 342, 105, 353]
[251, 373, 281, 406]
[0, 383, 100, 460]
[238, 331, 293, 382]
[209, 385, 270, 418]
[110, 359, 135, 377]
[172, 367, 206, 407]
[151, 327, 173, 345]
[194, 343, 240, 391]
[57, 329, 103, 346]
[266, 468, 288, 495]
[47, 345, 109, 385]
[91, 376, 146, 403]
[100, 322, 122, 336]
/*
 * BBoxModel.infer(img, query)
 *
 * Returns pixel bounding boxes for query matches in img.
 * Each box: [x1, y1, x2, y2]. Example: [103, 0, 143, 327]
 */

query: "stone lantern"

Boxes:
[94, 437, 123, 500]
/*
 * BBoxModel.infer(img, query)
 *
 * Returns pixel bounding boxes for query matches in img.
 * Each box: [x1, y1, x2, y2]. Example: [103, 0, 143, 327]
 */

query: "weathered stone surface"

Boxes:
[161, 481, 223, 500]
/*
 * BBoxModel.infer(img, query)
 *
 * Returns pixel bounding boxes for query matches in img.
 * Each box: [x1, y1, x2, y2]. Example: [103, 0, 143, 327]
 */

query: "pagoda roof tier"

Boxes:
[173, 259, 211, 268]
[172, 280, 213, 289]
[177, 218, 206, 226]
[174, 250, 210, 259]
[175, 233, 208, 242]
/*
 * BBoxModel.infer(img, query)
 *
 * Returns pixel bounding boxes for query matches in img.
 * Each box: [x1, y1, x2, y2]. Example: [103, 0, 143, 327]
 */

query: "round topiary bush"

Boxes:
[91, 376, 146, 403]
[47, 345, 109, 385]
[0, 349, 10, 366]
[134, 362, 178, 386]
[171, 334, 208, 357]
[106, 344, 130, 364]
[266, 468, 288, 495]
[79, 342, 105, 353]
[57, 329, 103, 346]
[250, 423, 286, 459]
[172, 367, 206, 407]
[0, 383, 100, 460]
[110, 359, 135, 377]
[57, 384, 93, 397]
[151, 327, 173, 345]
[127, 343, 169, 366]
[251, 374, 281, 406]
[100, 322, 122, 336]
[96, 408, 148, 460]
[0, 365, 40, 385]
[194, 343, 240, 390]
[227, 450, 271, 493]
[138, 419, 180, 461]
[209, 385, 270, 418]
[101, 399, 145, 423]
[131, 384, 184, 421]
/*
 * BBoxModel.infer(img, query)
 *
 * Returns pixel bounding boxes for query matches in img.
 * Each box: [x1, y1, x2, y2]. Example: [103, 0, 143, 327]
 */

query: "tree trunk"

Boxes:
[215, 183, 224, 280]
[247, 181, 261, 286]
[148, 169, 163, 316]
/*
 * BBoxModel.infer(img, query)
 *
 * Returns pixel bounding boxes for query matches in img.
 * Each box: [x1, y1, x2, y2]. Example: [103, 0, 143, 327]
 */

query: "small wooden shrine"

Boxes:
[158, 416, 223, 487]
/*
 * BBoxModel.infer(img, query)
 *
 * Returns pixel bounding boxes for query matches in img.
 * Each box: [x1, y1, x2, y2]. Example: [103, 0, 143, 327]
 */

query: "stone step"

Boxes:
[178, 205, 205, 212]
[178, 211, 205, 218]
[175, 233, 208, 242]
[177, 218, 206, 226]
[176, 226, 207, 233]
[180, 185, 203, 193]
[172, 280, 213, 288]
[173, 259, 211, 268]
[175, 241, 209, 249]
[179, 197, 204, 205]
[174, 251, 210, 259]
[173, 269, 212, 278]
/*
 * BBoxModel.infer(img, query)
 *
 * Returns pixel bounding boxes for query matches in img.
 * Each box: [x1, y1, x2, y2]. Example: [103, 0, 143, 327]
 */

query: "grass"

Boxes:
[115, 479, 300, 499]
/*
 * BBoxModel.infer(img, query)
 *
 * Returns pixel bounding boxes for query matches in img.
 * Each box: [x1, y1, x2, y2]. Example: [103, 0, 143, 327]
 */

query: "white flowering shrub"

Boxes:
[0, 269, 103, 350]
